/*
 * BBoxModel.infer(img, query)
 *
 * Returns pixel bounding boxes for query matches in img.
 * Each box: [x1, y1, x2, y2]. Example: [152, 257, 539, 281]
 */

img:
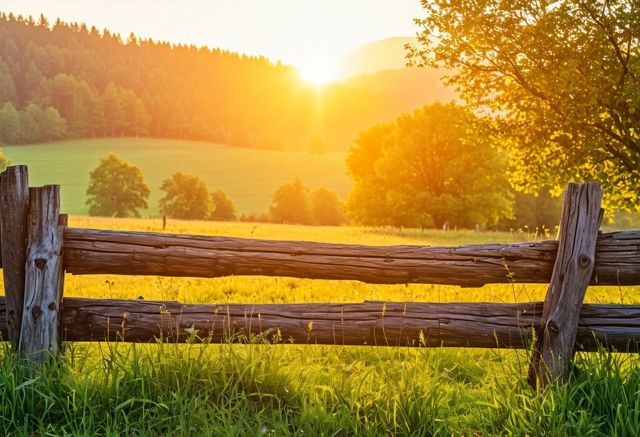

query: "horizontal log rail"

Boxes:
[63, 228, 640, 287]
[0, 297, 637, 350]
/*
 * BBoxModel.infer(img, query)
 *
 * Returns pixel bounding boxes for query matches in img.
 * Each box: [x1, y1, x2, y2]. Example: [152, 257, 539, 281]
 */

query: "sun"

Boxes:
[296, 58, 341, 85]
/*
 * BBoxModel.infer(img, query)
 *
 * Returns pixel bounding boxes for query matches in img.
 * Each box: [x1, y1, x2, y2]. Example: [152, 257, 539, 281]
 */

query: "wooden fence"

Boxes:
[1, 165, 639, 387]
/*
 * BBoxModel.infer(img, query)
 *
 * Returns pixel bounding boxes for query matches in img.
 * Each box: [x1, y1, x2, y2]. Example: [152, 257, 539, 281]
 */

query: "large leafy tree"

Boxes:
[409, 0, 640, 209]
[86, 154, 150, 217]
[346, 102, 513, 229]
[159, 172, 210, 220]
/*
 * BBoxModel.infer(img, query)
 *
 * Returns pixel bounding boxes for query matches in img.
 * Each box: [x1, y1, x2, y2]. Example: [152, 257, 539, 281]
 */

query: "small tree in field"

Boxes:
[210, 190, 237, 221]
[310, 187, 344, 226]
[86, 154, 149, 217]
[159, 172, 210, 220]
[270, 178, 311, 225]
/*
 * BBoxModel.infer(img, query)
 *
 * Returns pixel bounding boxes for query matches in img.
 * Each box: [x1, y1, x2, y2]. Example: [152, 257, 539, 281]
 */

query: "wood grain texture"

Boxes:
[19, 186, 65, 362]
[0, 297, 631, 350]
[62, 227, 640, 286]
[0, 166, 30, 345]
[529, 183, 603, 387]
[0, 297, 636, 350]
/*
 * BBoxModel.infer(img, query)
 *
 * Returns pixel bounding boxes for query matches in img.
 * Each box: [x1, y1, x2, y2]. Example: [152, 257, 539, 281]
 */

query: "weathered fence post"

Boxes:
[528, 182, 603, 388]
[19, 185, 65, 362]
[0, 166, 30, 347]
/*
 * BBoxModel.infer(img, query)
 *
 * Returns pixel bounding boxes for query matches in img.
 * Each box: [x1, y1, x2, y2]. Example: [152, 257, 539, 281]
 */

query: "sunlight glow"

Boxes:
[296, 58, 342, 85]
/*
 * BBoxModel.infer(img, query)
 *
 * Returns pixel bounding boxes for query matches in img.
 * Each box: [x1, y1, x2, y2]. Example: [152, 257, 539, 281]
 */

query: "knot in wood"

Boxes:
[546, 320, 560, 335]
[578, 253, 592, 268]
[34, 258, 47, 269]
[48, 302, 57, 311]
[31, 305, 42, 320]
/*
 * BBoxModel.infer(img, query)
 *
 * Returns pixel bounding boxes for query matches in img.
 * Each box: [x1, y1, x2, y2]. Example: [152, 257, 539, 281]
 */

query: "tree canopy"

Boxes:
[209, 190, 237, 221]
[159, 172, 210, 220]
[409, 0, 640, 210]
[86, 154, 150, 217]
[346, 102, 513, 229]
[270, 178, 312, 225]
[310, 187, 344, 226]
[269, 179, 345, 226]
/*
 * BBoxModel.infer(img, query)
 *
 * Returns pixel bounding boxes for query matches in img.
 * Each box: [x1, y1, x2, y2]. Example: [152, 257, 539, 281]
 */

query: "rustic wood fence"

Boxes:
[1, 165, 639, 388]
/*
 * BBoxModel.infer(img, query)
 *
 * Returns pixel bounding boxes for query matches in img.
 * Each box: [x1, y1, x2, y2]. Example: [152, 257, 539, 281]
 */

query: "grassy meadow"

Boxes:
[1, 217, 639, 435]
[2, 138, 352, 216]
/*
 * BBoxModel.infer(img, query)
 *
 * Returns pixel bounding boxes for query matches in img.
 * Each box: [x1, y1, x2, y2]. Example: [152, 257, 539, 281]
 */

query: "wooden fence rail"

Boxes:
[0, 165, 638, 388]
[63, 228, 640, 286]
[0, 298, 639, 351]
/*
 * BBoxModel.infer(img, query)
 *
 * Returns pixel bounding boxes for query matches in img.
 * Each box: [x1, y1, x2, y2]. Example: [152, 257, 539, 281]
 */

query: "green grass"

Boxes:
[2, 138, 351, 216]
[1, 218, 639, 435]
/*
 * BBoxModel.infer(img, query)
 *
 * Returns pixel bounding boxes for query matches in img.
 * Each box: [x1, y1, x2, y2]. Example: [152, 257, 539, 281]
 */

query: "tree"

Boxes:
[39, 106, 67, 140]
[409, 0, 640, 210]
[310, 187, 344, 226]
[0, 102, 21, 144]
[19, 103, 42, 143]
[86, 154, 149, 217]
[23, 62, 45, 102]
[0, 58, 16, 104]
[102, 83, 125, 136]
[346, 103, 513, 229]
[121, 89, 150, 136]
[159, 172, 209, 220]
[270, 178, 311, 224]
[209, 190, 237, 221]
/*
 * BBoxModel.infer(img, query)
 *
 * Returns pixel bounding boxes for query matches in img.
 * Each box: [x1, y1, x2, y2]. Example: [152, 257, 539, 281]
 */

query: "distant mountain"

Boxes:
[340, 36, 417, 76]
[338, 37, 457, 111]
[343, 68, 457, 110]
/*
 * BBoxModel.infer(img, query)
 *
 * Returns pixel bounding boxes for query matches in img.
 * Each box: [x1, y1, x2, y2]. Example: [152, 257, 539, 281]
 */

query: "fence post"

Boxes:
[528, 182, 603, 388]
[19, 186, 65, 362]
[0, 166, 30, 348]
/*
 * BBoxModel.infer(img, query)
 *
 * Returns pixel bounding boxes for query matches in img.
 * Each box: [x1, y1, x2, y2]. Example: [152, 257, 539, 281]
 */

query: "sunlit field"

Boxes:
[3, 138, 351, 216]
[2, 217, 638, 435]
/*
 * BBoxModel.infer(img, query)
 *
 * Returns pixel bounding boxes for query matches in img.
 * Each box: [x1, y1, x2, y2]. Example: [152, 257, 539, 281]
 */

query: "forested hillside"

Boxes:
[0, 12, 436, 151]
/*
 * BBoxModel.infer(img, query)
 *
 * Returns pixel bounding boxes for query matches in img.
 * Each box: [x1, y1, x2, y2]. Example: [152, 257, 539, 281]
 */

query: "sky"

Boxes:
[0, 0, 424, 68]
